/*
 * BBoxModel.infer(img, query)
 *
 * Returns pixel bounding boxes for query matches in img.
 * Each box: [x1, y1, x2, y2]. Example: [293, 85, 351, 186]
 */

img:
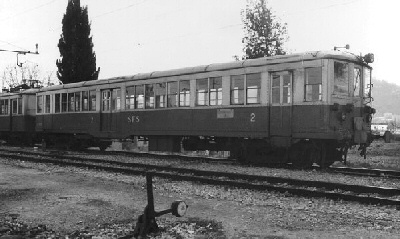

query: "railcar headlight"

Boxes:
[338, 112, 347, 121]
[363, 53, 374, 63]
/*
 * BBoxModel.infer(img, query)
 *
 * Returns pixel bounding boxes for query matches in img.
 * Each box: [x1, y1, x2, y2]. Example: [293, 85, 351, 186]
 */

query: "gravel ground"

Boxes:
[1, 149, 400, 238]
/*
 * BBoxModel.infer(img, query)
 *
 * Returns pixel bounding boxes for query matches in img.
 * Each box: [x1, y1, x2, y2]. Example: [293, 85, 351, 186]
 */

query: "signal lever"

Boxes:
[133, 172, 188, 238]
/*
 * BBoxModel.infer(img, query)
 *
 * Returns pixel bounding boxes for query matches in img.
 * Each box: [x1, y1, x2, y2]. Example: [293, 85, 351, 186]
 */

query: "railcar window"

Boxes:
[271, 75, 280, 104]
[45, 95, 51, 113]
[18, 98, 22, 114]
[12, 99, 18, 115]
[271, 72, 291, 104]
[230, 75, 244, 105]
[283, 74, 291, 104]
[61, 93, 68, 112]
[180, 80, 190, 107]
[102, 91, 111, 111]
[364, 68, 371, 98]
[305, 67, 322, 101]
[89, 91, 96, 111]
[55, 94, 61, 113]
[354, 68, 361, 97]
[210, 77, 222, 106]
[136, 85, 144, 109]
[154, 83, 166, 108]
[126, 86, 135, 109]
[75, 92, 81, 111]
[0, 99, 8, 115]
[37, 95, 43, 114]
[168, 82, 178, 107]
[196, 78, 208, 106]
[145, 85, 154, 109]
[82, 91, 89, 111]
[68, 93, 75, 112]
[247, 73, 261, 104]
[334, 61, 349, 95]
[112, 89, 121, 110]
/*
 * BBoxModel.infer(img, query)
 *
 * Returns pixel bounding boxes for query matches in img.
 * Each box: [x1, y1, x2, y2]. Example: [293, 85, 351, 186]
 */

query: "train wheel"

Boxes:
[99, 142, 111, 151]
[290, 142, 314, 169]
[319, 143, 340, 168]
[293, 148, 314, 169]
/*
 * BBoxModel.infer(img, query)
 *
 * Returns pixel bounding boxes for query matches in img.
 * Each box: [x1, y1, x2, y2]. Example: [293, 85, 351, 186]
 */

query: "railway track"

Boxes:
[330, 166, 400, 179]
[1, 148, 400, 207]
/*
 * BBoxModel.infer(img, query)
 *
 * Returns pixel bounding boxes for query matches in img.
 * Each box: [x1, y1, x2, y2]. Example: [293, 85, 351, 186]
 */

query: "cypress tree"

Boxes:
[56, 0, 100, 84]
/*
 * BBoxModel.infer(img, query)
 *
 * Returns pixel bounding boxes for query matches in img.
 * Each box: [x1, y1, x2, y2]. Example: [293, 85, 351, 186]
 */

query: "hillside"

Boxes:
[371, 79, 400, 116]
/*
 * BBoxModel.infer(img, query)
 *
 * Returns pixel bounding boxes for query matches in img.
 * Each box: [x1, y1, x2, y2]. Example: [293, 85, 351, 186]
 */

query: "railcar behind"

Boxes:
[0, 89, 38, 145]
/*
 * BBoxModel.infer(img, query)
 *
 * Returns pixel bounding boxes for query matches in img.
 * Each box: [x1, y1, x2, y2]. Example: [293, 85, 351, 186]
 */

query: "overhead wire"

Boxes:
[0, 40, 30, 52]
[281, 0, 361, 16]
[0, 0, 57, 22]
[2, 0, 364, 69]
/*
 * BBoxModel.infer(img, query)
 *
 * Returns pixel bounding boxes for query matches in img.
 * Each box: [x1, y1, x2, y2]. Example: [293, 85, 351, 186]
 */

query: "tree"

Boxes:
[1, 63, 42, 91]
[56, 0, 100, 84]
[240, 0, 288, 60]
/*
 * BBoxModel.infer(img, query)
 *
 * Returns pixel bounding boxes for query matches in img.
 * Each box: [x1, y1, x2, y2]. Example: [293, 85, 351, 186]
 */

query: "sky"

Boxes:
[0, 0, 399, 87]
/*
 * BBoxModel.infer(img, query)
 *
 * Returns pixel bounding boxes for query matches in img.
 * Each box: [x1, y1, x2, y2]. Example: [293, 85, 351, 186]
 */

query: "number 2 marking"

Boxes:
[250, 113, 256, 122]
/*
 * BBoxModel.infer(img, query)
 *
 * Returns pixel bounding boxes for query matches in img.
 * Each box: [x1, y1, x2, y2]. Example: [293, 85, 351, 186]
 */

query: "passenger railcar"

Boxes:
[2, 50, 375, 167]
[0, 89, 38, 144]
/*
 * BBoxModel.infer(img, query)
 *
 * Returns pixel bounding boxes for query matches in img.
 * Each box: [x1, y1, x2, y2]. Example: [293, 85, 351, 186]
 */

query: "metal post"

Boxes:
[146, 173, 155, 216]
[133, 172, 188, 238]
[133, 172, 159, 238]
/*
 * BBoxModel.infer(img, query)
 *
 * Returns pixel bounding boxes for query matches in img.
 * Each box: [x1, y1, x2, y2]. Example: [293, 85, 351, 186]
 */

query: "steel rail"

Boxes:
[330, 166, 400, 179]
[2, 149, 400, 196]
[1, 150, 400, 206]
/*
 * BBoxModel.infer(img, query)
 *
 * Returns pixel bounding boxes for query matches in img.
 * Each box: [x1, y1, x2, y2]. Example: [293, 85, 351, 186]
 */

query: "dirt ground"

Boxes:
[342, 139, 400, 170]
[1, 147, 400, 238]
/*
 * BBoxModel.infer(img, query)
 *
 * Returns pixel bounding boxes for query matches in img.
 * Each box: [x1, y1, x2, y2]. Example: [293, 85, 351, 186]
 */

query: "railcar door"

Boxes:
[9, 97, 23, 132]
[270, 71, 292, 137]
[100, 89, 120, 132]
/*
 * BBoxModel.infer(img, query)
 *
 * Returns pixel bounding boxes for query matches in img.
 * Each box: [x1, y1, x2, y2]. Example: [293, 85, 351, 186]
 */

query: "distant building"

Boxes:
[371, 116, 388, 136]
[372, 113, 400, 136]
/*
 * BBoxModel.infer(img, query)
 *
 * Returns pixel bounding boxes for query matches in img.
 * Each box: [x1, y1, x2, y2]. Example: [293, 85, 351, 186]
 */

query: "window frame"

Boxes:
[304, 67, 323, 102]
[271, 71, 292, 105]
[230, 75, 245, 105]
[126, 86, 136, 110]
[145, 84, 154, 109]
[154, 83, 166, 108]
[246, 73, 261, 104]
[44, 95, 51, 113]
[167, 81, 179, 108]
[179, 80, 191, 107]
[353, 66, 362, 97]
[333, 61, 350, 96]
[112, 88, 121, 111]
[196, 78, 209, 106]
[0, 99, 8, 115]
[209, 77, 222, 106]
[37, 95, 43, 114]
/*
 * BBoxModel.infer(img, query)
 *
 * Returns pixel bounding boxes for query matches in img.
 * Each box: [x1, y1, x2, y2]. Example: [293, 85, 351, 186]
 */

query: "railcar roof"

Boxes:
[37, 50, 369, 92]
[0, 88, 39, 97]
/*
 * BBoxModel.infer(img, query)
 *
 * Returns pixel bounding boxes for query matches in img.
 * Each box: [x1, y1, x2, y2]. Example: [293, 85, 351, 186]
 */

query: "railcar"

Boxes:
[32, 50, 374, 167]
[0, 89, 38, 145]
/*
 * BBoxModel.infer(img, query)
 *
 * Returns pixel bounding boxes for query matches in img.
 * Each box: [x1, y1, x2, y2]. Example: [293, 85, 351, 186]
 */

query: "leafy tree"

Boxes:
[1, 63, 42, 91]
[56, 0, 100, 84]
[240, 0, 288, 59]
